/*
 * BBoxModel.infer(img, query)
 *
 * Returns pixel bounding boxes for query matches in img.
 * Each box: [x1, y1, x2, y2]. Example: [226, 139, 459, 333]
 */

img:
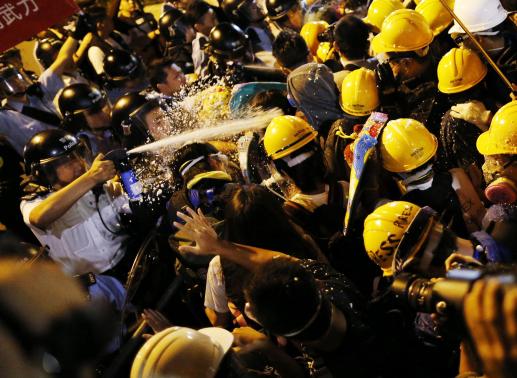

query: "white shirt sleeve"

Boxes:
[204, 255, 230, 313]
[88, 46, 106, 75]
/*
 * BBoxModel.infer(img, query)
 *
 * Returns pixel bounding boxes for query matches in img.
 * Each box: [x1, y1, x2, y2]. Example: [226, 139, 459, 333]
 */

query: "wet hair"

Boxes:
[223, 185, 316, 258]
[272, 29, 309, 70]
[221, 184, 317, 309]
[249, 89, 296, 115]
[245, 258, 321, 336]
[437, 109, 485, 171]
[334, 15, 370, 60]
[148, 58, 183, 90]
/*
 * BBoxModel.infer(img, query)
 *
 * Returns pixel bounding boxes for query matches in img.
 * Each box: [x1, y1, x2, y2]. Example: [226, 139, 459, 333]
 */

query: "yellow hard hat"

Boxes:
[363, 0, 404, 32]
[477, 101, 517, 155]
[131, 327, 233, 378]
[415, 0, 454, 36]
[363, 201, 421, 276]
[371, 9, 434, 54]
[340, 68, 380, 116]
[380, 118, 438, 173]
[437, 47, 487, 94]
[300, 21, 329, 56]
[263, 115, 318, 160]
[316, 41, 333, 63]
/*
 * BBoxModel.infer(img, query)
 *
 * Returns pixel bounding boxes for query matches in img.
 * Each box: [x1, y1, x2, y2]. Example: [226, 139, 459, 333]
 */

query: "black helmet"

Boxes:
[35, 38, 64, 69]
[266, 0, 298, 20]
[159, 8, 184, 39]
[221, 0, 265, 22]
[111, 92, 161, 149]
[208, 22, 249, 60]
[103, 49, 143, 84]
[57, 83, 107, 128]
[23, 129, 88, 188]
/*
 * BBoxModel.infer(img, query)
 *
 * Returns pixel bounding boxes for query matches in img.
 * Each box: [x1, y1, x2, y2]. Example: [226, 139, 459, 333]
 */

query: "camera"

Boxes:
[392, 265, 517, 315]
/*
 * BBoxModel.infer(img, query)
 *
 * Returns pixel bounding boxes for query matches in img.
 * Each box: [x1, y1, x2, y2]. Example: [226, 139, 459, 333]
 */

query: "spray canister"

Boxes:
[104, 149, 143, 201]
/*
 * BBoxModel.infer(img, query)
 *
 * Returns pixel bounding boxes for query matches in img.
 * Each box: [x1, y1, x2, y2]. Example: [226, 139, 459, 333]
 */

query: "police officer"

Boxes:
[221, 0, 274, 52]
[58, 83, 120, 155]
[0, 35, 79, 155]
[158, 9, 195, 72]
[20, 129, 129, 276]
[102, 49, 150, 104]
[266, 0, 303, 32]
[204, 22, 256, 83]
[110, 91, 167, 149]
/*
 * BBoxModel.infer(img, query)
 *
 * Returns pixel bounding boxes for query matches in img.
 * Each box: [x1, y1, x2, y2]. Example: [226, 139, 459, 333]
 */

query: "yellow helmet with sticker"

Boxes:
[379, 118, 438, 173]
[363, 201, 421, 276]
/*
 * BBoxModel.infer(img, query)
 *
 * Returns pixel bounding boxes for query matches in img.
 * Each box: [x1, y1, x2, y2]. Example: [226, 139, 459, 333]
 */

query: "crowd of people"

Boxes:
[0, 0, 517, 376]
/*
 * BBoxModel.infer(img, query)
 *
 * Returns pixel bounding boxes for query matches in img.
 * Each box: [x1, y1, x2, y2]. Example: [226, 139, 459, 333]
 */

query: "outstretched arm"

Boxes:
[173, 207, 293, 272]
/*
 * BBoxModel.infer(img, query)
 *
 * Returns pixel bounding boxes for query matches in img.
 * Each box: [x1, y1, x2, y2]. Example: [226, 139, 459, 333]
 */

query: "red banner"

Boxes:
[0, 0, 79, 52]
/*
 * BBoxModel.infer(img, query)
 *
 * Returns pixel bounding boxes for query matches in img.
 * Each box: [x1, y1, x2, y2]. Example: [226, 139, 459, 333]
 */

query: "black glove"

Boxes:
[71, 13, 95, 40]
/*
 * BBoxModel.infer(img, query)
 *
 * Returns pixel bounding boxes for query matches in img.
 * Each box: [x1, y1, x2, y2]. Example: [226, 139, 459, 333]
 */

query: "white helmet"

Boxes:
[131, 327, 234, 378]
[449, 0, 508, 34]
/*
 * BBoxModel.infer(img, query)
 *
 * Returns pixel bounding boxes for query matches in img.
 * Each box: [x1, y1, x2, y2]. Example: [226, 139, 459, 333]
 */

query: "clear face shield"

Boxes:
[0, 67, 33, 96]
[38, 144, 92, 190]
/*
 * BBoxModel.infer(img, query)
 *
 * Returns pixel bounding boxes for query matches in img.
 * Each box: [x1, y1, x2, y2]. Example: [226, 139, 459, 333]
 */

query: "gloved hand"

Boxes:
[450, 100, 492, 131]
[71, 12, 95, 40]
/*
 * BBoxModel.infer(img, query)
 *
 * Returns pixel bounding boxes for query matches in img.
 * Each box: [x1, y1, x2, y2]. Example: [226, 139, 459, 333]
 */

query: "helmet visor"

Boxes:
[39, 145, 91, 189]
[0, 68, 32, 96]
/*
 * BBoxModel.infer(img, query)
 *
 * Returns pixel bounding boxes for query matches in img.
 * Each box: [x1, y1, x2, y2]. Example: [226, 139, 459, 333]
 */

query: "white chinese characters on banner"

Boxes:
[0, 0, 38, 29]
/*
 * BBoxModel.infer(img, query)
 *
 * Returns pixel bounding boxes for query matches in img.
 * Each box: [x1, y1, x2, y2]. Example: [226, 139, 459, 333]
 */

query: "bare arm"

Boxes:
[48, 36, 79, 77]
[73, 32, 94, 65]
[205, 308, 232, 328]
[173, 208, 293, 272]
[29, 154, 116, 230]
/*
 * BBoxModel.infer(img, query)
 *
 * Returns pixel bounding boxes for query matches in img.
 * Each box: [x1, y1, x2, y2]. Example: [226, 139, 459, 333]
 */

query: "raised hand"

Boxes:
[173, 207, 220, 256]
